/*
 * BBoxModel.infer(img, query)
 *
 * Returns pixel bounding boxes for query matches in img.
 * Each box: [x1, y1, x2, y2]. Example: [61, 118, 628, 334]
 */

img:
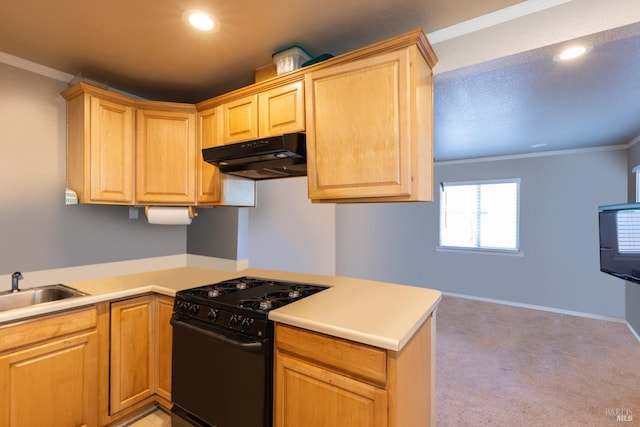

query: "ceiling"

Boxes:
[1, 0, 640, 161]
[434, 21, 640, 161]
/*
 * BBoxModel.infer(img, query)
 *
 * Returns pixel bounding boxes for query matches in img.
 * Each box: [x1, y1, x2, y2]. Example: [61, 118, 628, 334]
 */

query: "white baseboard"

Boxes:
[442, 291, 626, 322]
[441, 291, 640, 341]
[627, 323, 640, 341]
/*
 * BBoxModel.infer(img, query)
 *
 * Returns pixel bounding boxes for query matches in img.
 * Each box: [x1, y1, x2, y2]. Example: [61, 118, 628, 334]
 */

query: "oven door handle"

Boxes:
[170, 317, 264, 352]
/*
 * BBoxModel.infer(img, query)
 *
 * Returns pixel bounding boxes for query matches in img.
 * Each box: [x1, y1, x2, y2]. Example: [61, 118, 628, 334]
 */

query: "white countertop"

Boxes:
[0, 267, 441, 351]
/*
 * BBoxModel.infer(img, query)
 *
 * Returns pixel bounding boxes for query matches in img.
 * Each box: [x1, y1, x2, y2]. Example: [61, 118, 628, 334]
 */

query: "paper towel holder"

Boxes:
[144, 206, 198, 219]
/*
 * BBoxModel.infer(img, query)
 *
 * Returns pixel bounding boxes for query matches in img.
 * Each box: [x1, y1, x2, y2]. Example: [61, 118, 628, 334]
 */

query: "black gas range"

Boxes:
[170, 276, 329, 427]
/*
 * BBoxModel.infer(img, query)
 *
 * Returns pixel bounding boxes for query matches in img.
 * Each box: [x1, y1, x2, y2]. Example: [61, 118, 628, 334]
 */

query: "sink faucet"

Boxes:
[11, 272, 23, 293]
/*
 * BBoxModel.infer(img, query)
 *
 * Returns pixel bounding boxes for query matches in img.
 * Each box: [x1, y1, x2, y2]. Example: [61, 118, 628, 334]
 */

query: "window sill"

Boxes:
[436, 246, 524, 257]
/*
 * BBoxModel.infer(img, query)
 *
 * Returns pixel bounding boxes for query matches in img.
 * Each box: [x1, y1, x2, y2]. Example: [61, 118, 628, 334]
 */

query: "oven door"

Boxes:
[170, 317, 273, 427]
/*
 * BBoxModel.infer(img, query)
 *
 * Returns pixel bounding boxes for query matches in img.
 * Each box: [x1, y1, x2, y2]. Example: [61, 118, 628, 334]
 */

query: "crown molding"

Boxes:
[0, 50, 74, 82]
[427, 0, 573, 44]
[435, 144, 627, 166]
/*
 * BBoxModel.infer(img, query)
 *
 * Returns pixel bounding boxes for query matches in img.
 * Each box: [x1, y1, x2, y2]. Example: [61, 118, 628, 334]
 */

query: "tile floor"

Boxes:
[125, 407, 172, 427]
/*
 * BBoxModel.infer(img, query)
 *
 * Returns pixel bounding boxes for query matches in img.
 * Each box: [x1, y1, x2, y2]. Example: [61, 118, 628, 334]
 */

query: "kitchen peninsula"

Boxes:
[0, 267, 441, 426]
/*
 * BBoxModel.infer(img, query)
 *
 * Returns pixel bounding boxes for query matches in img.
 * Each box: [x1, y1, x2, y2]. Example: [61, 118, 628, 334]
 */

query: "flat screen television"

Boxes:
[599, 203, 640, 284]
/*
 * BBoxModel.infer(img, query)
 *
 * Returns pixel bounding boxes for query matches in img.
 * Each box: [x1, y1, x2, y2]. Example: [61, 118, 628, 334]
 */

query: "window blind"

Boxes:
[440, 179, 520, 251]
[617, 209, 640, 253]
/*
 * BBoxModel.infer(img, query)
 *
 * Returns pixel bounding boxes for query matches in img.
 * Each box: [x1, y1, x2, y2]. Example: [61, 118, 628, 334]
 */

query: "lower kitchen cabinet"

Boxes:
[274, 313, 435, 427]
[155, 294, 174, 405]
[0, 307, 99, 427]
[99, 294, 174, 425]
[110, 295, 156, 413]
[276, 352, 388, 427]
[0, 293, 174, 427]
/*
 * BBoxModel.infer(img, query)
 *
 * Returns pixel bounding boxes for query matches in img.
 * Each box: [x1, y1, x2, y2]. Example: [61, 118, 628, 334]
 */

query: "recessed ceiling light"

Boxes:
[182, 9, 216, 32]
[553, 45, 592, 62]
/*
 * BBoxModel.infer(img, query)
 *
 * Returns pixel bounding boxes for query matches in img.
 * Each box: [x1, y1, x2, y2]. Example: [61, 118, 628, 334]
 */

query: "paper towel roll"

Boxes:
[146, 206, 193, 225]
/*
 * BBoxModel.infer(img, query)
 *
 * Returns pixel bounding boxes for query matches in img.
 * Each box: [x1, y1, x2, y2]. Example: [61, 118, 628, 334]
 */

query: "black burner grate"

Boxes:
[238, 285, 327, 313]
[177, 277, 329, 315]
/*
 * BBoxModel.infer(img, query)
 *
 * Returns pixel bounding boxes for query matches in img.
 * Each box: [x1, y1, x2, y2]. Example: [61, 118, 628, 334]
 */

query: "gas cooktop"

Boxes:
[173, 276, 329, 339]
[178, 276, 328, 313]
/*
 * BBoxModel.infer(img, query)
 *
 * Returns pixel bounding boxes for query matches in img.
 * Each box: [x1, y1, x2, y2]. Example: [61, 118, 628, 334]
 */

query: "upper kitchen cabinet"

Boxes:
[220, 94, 259, 143]
[62, 83, 135, 204]
[305, 30, 437, 202]
[215, 80, 305, 145]
[197, 106, 223, 204]
[197, 106, 255, 206]
[258, 80, 305, 137]
[135, 102, 197, 205]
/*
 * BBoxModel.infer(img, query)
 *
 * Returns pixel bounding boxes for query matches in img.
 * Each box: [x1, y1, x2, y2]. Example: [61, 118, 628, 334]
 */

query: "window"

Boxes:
[617, 209, 640, 253]
[634, 165, 640, 202]
[439, 179, 520, 251]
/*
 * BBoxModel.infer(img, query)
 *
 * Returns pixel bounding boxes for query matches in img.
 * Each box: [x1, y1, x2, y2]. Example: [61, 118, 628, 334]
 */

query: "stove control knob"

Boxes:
[189, 304, 199, 316]
[241, 318, 251, 331]
[179, 302, 189, 313]
[207, 309, 218, 322]
[229, 315, 239, 328]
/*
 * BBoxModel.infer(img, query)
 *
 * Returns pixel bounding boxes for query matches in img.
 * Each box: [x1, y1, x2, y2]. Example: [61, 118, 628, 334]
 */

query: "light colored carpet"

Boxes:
[436, 295, 640, 426]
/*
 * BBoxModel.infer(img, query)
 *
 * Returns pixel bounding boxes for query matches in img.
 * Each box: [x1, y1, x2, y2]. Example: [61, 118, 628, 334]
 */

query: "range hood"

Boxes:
[202, 133, 306, 180]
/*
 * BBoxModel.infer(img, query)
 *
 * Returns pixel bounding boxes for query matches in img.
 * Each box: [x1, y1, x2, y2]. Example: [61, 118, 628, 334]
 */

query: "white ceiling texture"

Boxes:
[1, 0, 639, 161]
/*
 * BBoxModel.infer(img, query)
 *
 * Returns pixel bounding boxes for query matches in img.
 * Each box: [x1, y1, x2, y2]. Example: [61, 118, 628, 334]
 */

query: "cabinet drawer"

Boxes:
[0, 306, 97, 353]
[275, 324, 387, 386]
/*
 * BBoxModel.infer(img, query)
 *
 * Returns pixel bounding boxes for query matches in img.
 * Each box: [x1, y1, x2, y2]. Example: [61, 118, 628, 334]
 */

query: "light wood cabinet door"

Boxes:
[197, 106, 223, 204]
[155, 295, 174, 404]
[274, 316, 435, 427]
[110, 295, 156, 414]
[135, 106, 197, 204]
[305, 45, 434, 202]
[0, 326, 98, 427]
[89, 97, 135, 203]
[258, 80, 305, 137]
[197, 106, 256, 206]
[275, 352, 388, 427]
[219, 81, 304, 145]
[64, 84, 135, 204]
[221, 94, 259, 144]
[275, 324, 388, 427]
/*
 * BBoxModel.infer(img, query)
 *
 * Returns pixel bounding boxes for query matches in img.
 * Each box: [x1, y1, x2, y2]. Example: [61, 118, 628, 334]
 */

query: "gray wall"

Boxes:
[245, 149, 628, 318]
[335, 149, 629, 318]
[187, 207, 248, 260]
[626, 142, 640, 332]
[0, 63, 188, 274]
[3, 59, 634, 321]
[248, 177, 335, 275]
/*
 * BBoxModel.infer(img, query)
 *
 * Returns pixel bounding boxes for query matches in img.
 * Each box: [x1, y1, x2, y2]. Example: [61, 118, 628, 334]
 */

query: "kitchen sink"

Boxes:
[0, 284, 88, 312]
